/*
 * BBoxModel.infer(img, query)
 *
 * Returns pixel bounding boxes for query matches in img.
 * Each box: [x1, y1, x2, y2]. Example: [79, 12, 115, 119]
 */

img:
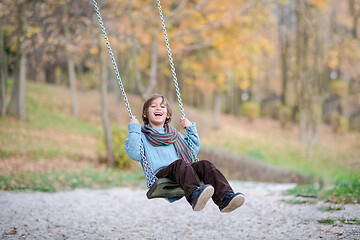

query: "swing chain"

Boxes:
[93, 0, 133, 119]
[156, 0, 198, 162]
[186, 132, 199, 162]
[94, 0, 198, 187]
[156, 0, 185, 119]
[141, 143, 157, 188]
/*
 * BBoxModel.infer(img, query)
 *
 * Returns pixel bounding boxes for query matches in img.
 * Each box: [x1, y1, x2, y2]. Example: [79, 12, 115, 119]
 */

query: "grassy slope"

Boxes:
[0, 82, 101, 159]
[0, 81, 144, 191]
[182, 102, 360, 183]
[0, 81, 359, 192]
[200, 115, 360, 181]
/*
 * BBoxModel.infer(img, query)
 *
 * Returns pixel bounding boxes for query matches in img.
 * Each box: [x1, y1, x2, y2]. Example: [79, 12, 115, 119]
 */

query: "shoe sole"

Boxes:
[193, 186, 214, 211]
[220, 194, 245, 213]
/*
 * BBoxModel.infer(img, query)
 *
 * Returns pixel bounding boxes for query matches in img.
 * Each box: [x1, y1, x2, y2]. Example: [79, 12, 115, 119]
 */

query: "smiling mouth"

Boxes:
[154, 113, 163, 117]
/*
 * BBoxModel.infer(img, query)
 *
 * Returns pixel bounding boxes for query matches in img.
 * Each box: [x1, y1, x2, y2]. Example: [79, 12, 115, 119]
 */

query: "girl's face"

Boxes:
[145, 97, 168, 128]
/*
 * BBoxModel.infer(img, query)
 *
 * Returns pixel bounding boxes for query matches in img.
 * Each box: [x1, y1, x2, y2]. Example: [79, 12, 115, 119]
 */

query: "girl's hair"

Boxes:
[142, 94, 172, 125]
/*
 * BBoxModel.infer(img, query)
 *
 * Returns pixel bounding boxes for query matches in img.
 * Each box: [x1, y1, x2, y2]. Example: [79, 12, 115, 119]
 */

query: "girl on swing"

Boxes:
[125, 94, 245, 212]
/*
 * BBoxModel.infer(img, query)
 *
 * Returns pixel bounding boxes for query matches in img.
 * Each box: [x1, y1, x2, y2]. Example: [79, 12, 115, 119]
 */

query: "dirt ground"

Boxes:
[1, 181, 359, 240]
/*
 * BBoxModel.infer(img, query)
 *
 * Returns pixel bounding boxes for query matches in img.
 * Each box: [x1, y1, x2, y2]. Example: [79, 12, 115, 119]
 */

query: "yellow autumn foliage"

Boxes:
[242, 102, 260, 122]
[239, 79, 250, 90]
[328, 57, 339, 69]
[311, 0, 327, 9]
[331, 81, 349, 96]
[89, 47, 99, 55]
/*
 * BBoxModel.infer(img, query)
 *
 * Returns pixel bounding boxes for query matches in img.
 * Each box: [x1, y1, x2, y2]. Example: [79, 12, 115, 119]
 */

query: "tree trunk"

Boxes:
[213, 91, 222, 130]
[0, 23, 7, 117]
[278, 1, 290, 106]
[294, 0, 322, 160]
[299, 110, 307, 145]
[128, 0, 143, 96]
[353, 13, 358, 39]
[295, 0, 307, 145]
[248, 66, 254, 101]
[100, 41, 114, 167]
[29, 54, 41, 82]
[306, 117, 318, 160]
[64, 2, 79, 117]
[113, 79, 122, 125]
[77, 62, 84, 91]
[127, 0, 158, 99]
[349, 0, 359, 39]
[112, 51, 122, 125]
[44, 63, 56, 84]
[225, 75, 234, 114]
[147, 24, 158, 98]
[18, 46, 27, 120]
[67, 58, 79, 117]
[8, 4, 27, 120]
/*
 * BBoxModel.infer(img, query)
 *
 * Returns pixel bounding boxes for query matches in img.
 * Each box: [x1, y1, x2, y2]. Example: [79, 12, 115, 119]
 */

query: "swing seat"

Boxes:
[146, 178, 185, 199]
[146, 178, 205, 199]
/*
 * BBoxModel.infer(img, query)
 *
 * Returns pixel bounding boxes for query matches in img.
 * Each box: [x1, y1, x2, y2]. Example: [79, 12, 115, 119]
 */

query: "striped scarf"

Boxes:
[141, 123, 194, 164]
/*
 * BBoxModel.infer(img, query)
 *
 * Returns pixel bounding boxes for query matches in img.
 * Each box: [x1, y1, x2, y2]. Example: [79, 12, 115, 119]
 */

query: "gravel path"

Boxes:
[1, 182, 359, 240]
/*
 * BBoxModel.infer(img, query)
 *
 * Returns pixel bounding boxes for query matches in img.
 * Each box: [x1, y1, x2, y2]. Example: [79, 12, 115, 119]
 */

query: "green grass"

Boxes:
[286, 185, 319, 197]
[286, 175, 360, 204]
[317, 217, 360, 225]
[338, 218, 360, 225]
[0, 168, 145, 192]
[203, 122, 359, 182]
[247, 149, 266, 161]
[0, 80, 142, 192]
[317, 218, 336, 225]
[0, 81, 102, 160]
[0, 129, 83, 159]
[318, 205, 344, 211]
[241, 143, 346, 178]
[26, 94, 101, 136]
[322, 175, 360, 203]
[281, 199, 317, 205]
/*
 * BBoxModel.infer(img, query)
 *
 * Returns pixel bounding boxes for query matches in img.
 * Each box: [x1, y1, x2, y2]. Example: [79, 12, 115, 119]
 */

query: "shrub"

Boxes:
[340, 116, 349, 132]
[331, 81, 349, 96]
[330, 113, 349, 133]
[279, 105, 291, 128]
[262, 102, 281, 119]
[242, 102, 260, 122]
[98, 125, 132, 169]
[112, 125, 133, 169]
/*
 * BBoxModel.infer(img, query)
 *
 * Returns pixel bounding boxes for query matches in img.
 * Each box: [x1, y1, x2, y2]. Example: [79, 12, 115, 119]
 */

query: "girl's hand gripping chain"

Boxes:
[180, 118, 192, 129]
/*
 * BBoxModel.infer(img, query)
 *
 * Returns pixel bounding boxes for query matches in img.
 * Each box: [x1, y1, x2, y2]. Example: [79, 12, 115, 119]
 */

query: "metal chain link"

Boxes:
[93, 0, 154, 186]
[141, 143, 157, 188]
[156, 0, 185, 118]
[93, 0, 133, 119]
[156, 0, 198, 162]
[186, 132, 199, 162]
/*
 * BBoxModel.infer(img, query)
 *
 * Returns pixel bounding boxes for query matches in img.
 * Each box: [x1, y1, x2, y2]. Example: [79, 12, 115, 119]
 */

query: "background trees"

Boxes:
[1, 0, 359, 163]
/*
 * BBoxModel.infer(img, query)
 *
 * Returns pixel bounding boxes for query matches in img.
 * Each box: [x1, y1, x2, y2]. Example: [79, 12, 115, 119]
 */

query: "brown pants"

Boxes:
[155, 159, 233, 206]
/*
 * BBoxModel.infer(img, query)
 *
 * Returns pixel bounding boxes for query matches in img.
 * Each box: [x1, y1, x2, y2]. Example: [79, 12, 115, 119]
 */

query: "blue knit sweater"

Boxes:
[125, 122, 200, 186]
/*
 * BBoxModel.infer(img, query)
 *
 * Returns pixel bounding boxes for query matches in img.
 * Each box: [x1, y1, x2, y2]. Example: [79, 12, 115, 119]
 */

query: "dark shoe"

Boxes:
[219, 192, 245, 213]
[190, 184, 214, 211]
